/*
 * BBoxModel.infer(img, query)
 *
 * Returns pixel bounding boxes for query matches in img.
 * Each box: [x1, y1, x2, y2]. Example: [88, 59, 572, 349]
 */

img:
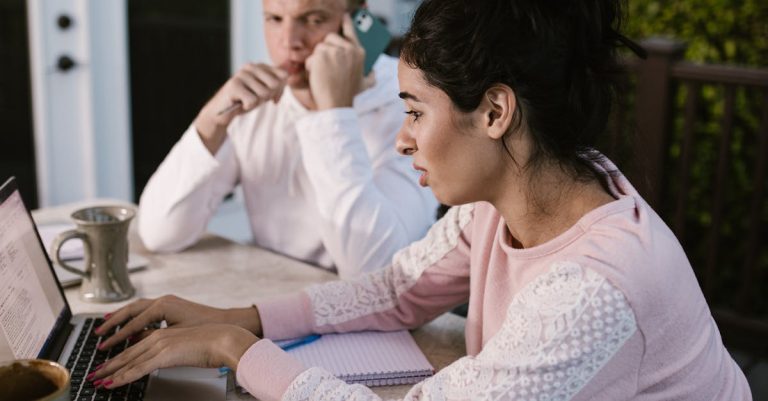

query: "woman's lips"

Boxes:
[413, 164, 428, 187]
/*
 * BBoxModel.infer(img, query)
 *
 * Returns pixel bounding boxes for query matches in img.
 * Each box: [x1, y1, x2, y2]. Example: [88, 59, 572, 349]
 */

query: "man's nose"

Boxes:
[281, 20, 305, 50]
[396, 125, 417, 156]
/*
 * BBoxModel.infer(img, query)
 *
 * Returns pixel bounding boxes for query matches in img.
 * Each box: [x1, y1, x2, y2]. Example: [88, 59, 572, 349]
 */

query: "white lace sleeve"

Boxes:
[283, 262, 638, 401]
[307, 203, 475, 327]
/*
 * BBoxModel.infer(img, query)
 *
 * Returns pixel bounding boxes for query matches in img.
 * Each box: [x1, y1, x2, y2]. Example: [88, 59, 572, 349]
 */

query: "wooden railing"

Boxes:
[608, 37, 768, 357]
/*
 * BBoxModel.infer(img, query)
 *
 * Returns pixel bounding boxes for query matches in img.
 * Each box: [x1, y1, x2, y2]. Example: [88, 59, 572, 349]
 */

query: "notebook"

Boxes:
[0, 176, 226, 401]
[279, 330, 434, 386]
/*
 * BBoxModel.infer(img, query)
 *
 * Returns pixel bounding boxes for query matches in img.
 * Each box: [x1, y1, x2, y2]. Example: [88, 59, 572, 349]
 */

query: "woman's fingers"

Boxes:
[95, 298, 153, 336]
[89, 324, 258, 389]
[103, 358, 158, 389]
[98, 302, 165, 349]
[100, 346, 160, 388]
[91, 326, 219, 388]
[91, 333, 154, 381]
[94, 344, 160, 388]
[136, 328, 158, 341]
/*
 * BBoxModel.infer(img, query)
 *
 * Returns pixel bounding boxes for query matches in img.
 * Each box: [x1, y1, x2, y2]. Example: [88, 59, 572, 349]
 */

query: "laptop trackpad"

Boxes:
[144, 367, 226, 401]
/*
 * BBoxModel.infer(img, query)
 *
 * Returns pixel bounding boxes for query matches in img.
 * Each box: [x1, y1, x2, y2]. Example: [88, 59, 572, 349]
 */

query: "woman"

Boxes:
[90, 0, 751, 399]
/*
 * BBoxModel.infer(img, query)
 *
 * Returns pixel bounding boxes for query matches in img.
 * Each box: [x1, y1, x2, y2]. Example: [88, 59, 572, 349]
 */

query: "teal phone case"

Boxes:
[353, 9, 392, 75]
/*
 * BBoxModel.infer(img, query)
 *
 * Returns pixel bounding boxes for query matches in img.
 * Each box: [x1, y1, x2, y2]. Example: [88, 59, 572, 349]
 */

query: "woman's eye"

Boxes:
[405, 110, 422, 122]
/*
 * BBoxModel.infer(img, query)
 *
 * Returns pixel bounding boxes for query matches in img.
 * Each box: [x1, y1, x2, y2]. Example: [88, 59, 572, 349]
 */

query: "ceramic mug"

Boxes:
[51, 206, 136, 302]
[0, 359, 70, 401]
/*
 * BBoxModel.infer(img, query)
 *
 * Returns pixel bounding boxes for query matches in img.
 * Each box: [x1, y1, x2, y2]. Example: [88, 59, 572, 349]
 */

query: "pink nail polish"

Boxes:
[86, 372, 96, 381]
[93, 363, 104, 371]
[93, 379, 103, 386]
[104, 313, 112, 319]
[103, 380, 113, 388]
[94, 325, 101, 333]
[97, 343, 105, 350]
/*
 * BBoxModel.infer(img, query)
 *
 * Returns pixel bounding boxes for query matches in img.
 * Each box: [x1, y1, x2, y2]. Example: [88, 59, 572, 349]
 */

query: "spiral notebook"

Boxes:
[281, 330, 435, 386]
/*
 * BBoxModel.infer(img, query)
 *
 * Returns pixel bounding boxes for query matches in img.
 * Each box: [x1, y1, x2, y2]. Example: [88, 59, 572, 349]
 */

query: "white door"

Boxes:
[26, 0, 269, 207]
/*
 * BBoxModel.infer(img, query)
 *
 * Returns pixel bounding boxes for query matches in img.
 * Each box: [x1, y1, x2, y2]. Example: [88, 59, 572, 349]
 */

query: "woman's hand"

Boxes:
[89, 324, 258, 389]
[95, 295, 262, 350]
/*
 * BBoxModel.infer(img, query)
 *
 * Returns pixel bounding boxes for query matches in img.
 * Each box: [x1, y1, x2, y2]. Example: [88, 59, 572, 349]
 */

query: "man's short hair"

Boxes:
[347, 0, 365, 10]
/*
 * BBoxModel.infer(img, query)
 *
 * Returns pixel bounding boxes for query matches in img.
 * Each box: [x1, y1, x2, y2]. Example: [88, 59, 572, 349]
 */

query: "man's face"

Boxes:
[262, 0, 347, 89]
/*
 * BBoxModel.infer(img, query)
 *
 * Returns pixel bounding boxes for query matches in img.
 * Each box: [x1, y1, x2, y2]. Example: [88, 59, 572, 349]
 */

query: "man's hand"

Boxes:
[94, 295, 263, 350]
[306, 14, 369, 110]
[194, 63, 288, 154]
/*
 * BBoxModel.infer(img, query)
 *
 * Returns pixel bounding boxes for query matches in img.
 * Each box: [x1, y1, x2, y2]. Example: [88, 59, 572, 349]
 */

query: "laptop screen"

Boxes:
[0, 180, 67, 361]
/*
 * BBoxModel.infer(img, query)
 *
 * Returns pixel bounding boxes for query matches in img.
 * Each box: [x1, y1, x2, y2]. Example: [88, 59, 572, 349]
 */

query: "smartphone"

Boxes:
[352, 8, 392, 76]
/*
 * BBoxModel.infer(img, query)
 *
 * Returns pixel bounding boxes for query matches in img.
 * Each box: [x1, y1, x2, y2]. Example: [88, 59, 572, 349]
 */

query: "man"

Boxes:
[137, 0, 437, 278]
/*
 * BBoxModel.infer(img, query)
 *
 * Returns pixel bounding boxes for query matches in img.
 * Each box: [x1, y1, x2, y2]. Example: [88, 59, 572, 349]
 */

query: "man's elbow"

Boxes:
[334, 256, 380, 280]
[137, 217, 195, 253]
[334, 243, 402, 280]
[336, 267, 362, 281]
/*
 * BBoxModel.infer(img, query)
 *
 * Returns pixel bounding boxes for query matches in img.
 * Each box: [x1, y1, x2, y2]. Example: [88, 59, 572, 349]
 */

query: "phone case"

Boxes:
[352, 9, 392, 75]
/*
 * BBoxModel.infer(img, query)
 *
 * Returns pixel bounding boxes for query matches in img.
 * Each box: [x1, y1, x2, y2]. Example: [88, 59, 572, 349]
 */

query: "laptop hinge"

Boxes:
[42, 322, 75, 361]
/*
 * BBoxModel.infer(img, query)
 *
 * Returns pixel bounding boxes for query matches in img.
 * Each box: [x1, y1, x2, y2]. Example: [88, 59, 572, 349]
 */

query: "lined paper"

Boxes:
[281, 330, 434, 386]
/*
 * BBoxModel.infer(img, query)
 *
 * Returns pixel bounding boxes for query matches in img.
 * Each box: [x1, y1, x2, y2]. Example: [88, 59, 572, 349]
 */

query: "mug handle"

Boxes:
[51, 229, 91, 279]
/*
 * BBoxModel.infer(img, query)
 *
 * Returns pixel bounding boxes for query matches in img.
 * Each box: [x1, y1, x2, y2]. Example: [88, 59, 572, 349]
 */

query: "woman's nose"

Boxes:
[396, 127, 417, 156]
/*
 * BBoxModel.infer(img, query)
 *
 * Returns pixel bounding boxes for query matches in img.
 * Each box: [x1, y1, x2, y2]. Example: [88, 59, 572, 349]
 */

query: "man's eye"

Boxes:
[265, 15, 282, 23]
[308, 17, 326, 26]
[405, 110, 422, 122]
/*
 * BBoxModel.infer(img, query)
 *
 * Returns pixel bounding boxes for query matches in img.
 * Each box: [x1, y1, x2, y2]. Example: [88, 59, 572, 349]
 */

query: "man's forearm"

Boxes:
[194, 113, 229, 155]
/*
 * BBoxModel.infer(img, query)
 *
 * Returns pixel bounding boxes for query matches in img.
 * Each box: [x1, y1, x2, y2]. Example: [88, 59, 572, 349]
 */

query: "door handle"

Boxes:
[56, 55, 76, 72]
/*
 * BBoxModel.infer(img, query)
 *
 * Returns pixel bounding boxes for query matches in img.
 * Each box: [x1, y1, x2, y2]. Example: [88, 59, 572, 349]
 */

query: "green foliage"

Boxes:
[620, 1, 768, 315]
[624, 0, 768, 67]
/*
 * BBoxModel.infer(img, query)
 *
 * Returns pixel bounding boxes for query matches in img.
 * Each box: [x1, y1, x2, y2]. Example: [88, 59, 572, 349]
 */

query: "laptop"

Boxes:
[0, 177, 226, 401]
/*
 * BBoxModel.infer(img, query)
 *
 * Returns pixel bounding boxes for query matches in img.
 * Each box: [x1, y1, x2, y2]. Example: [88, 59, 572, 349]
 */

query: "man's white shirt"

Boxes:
[137, 55, 438, 278]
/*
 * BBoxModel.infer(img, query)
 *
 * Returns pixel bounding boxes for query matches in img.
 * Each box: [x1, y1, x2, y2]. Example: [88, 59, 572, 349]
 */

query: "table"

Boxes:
[33, 201, 467, 399]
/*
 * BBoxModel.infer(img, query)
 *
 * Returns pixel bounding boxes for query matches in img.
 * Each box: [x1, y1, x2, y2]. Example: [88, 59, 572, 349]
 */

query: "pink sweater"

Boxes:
[236, 161, 751, 400]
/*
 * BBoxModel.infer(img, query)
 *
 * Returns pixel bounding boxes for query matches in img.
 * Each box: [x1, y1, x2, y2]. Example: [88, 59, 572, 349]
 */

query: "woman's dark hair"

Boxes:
[401, 0, 642, 181]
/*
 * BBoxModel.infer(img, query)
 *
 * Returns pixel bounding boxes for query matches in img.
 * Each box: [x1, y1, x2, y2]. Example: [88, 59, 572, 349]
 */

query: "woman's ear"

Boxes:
[480, 84, 516, 140]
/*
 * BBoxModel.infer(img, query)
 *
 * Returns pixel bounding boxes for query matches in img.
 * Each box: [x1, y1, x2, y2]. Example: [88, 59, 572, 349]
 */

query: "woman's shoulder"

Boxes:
[583, 194, 690, 273]
[569, 197, 706, 325]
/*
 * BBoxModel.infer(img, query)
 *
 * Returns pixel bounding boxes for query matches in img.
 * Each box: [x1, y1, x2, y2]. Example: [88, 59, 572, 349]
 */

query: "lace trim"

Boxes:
[285, 262, 637, 401]
[433, 262, 637, 400]
[308, 204, 474, 326]
[284, 367, 382, 401]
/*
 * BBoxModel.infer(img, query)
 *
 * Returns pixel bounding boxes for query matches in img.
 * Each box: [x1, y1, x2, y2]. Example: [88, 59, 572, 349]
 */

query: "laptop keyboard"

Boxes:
[65, 317, 148, 401]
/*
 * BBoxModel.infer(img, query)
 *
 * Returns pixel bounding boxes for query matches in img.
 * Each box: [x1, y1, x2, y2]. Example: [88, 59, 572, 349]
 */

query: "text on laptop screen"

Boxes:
[0, 190, 66, 361]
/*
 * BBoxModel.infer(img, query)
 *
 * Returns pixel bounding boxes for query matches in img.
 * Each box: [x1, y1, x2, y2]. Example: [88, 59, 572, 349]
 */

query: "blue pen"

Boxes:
[276, 334, 321, 351]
